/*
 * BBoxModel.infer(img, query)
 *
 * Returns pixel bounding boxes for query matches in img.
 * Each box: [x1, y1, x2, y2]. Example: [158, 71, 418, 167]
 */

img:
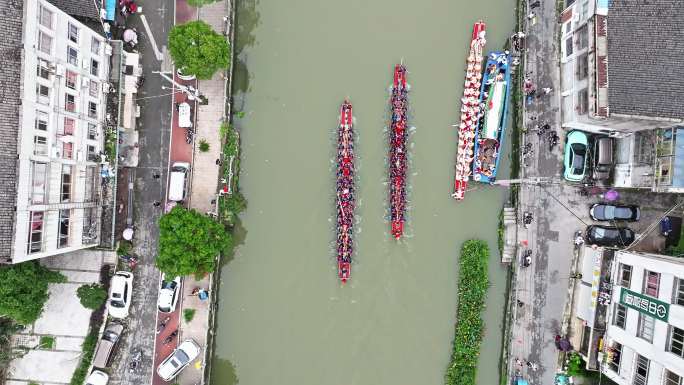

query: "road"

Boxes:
[107, 1, 174, 383]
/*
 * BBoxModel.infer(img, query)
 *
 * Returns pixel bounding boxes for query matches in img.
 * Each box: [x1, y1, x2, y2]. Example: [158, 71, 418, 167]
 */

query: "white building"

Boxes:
[0, 0, 111, 263]
[603, 251, 684, 385]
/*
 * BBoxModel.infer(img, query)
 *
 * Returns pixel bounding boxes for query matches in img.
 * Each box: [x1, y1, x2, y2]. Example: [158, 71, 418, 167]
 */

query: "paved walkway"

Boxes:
[6, 250, 113, 385]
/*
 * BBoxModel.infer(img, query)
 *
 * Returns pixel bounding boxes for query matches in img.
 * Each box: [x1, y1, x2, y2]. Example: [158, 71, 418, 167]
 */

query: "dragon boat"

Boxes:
[388, 64, 409, 239]
[336, 100, 354, 283]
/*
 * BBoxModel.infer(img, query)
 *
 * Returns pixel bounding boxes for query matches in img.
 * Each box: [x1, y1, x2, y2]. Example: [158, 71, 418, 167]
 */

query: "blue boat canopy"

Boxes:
[105, 0, 115, 21]
[516, 379, 529, 385]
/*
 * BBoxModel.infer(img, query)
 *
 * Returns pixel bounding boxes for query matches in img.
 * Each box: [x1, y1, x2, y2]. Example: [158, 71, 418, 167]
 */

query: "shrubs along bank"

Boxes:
[445, 240, 490, 385]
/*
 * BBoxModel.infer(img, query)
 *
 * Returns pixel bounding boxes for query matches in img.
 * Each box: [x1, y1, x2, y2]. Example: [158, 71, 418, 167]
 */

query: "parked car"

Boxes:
[585, 225, 635, 247]
[592, 137, 614, 182]
[93, 323, 124, 368]
[590, 204, 640, 222]
[85, 370, 109, 385]
[107, 271, 133, 319]
[563, 130, 589, 182]
[157, 339, 202, 381]
[157, 275, 181, 313]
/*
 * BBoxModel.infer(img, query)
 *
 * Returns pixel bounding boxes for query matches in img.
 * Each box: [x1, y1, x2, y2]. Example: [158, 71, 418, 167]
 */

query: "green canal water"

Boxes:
[212, 1, 515, 384]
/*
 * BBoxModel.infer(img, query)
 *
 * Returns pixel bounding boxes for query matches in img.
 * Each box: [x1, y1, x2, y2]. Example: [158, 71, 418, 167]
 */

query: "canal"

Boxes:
[212, 0, 515, 384]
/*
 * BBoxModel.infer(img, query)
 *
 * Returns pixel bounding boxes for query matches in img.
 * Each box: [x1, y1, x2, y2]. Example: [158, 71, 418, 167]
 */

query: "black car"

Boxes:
[585, 225, 635, 247]
[589, 204, 640, 221]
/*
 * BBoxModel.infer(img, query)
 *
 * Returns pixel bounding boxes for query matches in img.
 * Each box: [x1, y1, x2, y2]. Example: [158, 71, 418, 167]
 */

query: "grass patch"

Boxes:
[184, 308, 196, 323]
[39, 335, 55, 350]
[497, 209, 505, 255]
[445, 240, 490, 385]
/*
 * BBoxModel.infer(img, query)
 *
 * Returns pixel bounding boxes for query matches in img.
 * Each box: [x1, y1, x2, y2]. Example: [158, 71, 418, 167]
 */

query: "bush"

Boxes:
[117, 240, 132, 256]
[199, 139, 210, 153]
[77, 284, 107, 310]
[157, 206, 232, 277]
[184, 308, 196, 323]
[168, 21, 230, 80]
[445, 240, 490, 385]
[70, 326, 99, 385]
[39, 335, 55, 349]
[186, 0, 217, 6]
[0, 262, 66, 325]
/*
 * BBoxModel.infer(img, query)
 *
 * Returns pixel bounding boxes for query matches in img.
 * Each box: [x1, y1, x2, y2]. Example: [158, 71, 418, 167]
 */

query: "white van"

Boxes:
[168, 162, 190, 202]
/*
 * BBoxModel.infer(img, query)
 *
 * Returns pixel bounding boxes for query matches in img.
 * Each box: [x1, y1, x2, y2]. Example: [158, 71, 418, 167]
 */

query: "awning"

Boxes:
[105, 0, 115, 21]
[575, 283, 595, 324]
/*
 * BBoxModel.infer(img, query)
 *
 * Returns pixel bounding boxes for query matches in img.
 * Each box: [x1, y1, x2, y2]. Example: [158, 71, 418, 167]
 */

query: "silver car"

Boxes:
[156, 339, 202, 381]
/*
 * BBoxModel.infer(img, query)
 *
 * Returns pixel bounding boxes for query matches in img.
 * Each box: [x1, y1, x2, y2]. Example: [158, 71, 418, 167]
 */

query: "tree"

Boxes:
[0, 262, 66, 325]
[76, 284, 107, 310]
[157, 206, 232, 277]
[186, 0, 218, 7]
[168, 21, 230, 80]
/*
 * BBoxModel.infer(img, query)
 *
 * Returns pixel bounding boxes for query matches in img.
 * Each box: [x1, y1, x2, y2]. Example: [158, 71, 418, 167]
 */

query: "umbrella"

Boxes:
[559, 338, 573, 352]
[122, 227, 134, 241]
[516, 379, 529, 385]
[604, 189, 619, 201]
[123, 29, 138, 44]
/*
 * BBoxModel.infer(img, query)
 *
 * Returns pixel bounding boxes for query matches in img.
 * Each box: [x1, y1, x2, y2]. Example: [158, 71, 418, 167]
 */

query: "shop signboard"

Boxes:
[619, 287, 669, 322]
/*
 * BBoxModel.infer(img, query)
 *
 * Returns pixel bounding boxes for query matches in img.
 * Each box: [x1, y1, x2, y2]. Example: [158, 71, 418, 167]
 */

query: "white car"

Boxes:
[157, 339, 202, 381]
[157, 275, 181, 313]
[107, 271, 133, 319]
[85, 370, 109, 385]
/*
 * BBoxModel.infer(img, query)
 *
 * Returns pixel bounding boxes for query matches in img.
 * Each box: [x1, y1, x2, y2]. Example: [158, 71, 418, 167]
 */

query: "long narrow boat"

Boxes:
[452, 21, 486, 200]
[336, 100, 354, 283]
[472, 51, 511, 183]
[388, 64, 409, 240]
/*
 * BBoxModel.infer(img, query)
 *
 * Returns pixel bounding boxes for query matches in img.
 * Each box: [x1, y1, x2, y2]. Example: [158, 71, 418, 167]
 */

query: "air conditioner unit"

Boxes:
[56, 64, 65, 76]
[52, 146, 61, 158]
[102, 83, 110, 93]
[82, 78, 90, 89]
[82, 59, 90, 70]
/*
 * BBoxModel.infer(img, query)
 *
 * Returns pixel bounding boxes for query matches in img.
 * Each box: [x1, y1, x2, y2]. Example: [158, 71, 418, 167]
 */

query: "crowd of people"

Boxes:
[336, 101, 354, 282]
[389, 65, 409, 239]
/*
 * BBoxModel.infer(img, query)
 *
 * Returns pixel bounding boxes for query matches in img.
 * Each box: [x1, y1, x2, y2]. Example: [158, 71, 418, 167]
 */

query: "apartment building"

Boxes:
[0, 0, 111, 263]
[602, 251, 684, 385]
[558, 0, 684, 192]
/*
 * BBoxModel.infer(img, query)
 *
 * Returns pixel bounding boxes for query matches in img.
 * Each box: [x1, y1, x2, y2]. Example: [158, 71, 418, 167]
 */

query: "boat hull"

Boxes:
[336, 101, 354, 283]
[388, 64, 409, 240]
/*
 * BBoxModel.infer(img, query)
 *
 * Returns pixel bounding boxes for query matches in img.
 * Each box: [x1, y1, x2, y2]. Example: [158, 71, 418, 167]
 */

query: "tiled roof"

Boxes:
[606, 0, 684, 120]
[0, 0, 23, 259]
[46, 0, 101, 21]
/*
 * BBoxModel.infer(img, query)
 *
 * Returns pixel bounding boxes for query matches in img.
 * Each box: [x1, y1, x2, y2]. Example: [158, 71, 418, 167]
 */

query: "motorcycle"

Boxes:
[128, 349, 142, 373]
[548, 131, 559, 151]
[162, 329, 179, 345]
[119, 254, 138, 270]
[156, 316, 170, 334]
[185, 128, 195, 144]
[521, 249, 532, 268]
[523, 211, 533, 228]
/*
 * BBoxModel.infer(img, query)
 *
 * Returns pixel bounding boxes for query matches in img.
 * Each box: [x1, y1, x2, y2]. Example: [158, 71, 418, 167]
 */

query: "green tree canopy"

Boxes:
[0, 262, 66, 325]
[76, 284, 107, 310]
[186, 0, 218, 7]
[168, 21, 231, 80]
[157, 206, 232, 277]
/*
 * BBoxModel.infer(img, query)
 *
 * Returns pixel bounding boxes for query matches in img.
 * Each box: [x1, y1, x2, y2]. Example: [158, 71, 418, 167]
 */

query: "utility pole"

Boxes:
[493, 177, 556, 186]
[152, 71, 204, 101]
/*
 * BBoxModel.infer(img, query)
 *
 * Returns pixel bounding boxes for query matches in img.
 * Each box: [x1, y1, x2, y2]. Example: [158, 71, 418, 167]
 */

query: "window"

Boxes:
[90, 59, 99, 77]
[668, 326, 684, 358]
[35, 111, 48, 131]
[58, 209, 70, 248]
[68, 23, 79, 43]
[88, 123, 98, 140]
[27, 211, 44, 254]
[665, 370, 682, 385]
[87, 145, 98, 162]
[633, 355, 649, 385]
[38, 31, 52, 55]
[89, 80, 98, 97]
[36, 84, 50, 103]
[607, 342, 621, 373]
[61, 165, 72, 201]
[580, 0, 589, 21]
[66, 70, 77, 89]
[576, 25, 588, 50]
[637, 314, 655, 343]
[36, 60, 51, 80]
[674, 278, 684, 306]
[33, 136, 48, 156]
[643, 271, 660, 297]
[84, 167, 98, 201]
[576, 53, 589, 80]
[619, 264, 632, 287]
[39, 5, 53, 29]
[88, 102, 97, 118]
[577, 88, 588, 115]
[613, 303, 626, 328]
[62, 142, 73, 160]
[67, 46, 78, 66]
[65, 94, 76, 112]
[91, 37, 101, 55]
[30, 162, 48, 204]
[63, 117, 75, 135]
[565, 37, 574, 57]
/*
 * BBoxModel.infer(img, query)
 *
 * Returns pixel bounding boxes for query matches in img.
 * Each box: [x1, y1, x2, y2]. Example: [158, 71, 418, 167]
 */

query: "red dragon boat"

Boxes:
[452, 21, 487, 200]
[388, 64, 409, 239]
[336, 100, 354, 283]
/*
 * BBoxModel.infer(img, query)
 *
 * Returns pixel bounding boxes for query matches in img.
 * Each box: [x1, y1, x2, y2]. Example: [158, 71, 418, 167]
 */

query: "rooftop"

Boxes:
[0, 0, 24, 260]
[606, 0, 684, 120]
